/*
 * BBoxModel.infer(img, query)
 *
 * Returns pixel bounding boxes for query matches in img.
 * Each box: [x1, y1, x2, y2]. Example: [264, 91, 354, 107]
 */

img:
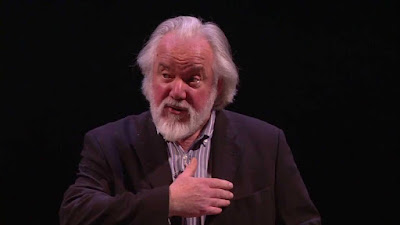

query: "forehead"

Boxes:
[155, 32, 214, 65]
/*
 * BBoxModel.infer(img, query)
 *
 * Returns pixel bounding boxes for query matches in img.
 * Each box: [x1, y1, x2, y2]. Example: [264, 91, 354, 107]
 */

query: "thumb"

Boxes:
[180, 158, 197, 177]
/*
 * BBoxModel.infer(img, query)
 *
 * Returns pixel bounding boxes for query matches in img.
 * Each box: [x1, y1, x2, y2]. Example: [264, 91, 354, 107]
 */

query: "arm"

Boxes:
[275, 129, 321, 225]
[59, 133, 170, 225]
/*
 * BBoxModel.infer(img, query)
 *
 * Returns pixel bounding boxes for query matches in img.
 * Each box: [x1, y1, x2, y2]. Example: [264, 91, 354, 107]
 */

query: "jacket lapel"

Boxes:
[134, 112, 173, 188]
[209, 110, 240, 182]
[206, 110, 241, 225]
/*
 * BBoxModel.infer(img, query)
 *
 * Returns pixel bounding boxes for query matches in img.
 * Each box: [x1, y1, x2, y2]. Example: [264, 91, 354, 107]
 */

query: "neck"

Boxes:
[178, 129, 202, 152]
[178, 112, 212, 151]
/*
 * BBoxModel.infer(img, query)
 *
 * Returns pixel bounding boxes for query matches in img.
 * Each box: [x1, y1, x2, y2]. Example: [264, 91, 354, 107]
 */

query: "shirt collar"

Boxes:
[196, 110, 216, 141]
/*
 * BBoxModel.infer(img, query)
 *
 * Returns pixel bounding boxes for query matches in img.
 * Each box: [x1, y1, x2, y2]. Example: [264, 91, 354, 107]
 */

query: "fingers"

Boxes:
[205, 178, 233, 190]
[209, 188, 234, 200]
[180, 158, 198, 177]
[203, 199, 230, 215]
[203, 206, 223, 216]
[210, 198, 231, 208]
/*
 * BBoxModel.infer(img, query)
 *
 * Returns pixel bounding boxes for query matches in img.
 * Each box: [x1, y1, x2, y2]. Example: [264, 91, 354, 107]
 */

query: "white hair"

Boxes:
[137, 16, 239, 110]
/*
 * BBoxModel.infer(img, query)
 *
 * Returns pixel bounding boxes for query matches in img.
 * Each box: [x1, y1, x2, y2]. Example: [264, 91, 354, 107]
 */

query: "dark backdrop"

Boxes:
[1, 1, 397, 225]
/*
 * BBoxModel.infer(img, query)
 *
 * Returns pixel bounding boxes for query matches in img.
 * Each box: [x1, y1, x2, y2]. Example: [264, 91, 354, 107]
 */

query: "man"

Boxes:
[60, 16, 321, 225]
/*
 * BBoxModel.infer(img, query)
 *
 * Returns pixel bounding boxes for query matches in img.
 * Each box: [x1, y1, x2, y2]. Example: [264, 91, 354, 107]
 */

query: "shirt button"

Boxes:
[183, 155, 188, 167]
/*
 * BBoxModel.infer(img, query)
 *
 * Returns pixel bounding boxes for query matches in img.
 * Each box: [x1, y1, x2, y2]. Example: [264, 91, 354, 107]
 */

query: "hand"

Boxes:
[169, 158, 234, 218]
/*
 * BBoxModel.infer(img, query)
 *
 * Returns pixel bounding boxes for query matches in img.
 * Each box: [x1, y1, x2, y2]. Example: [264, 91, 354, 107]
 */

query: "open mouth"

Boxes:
[165, 105, 188, 115]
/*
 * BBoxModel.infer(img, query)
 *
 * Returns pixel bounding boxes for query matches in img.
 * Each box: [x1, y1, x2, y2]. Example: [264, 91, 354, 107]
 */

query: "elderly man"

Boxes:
[60, 16, 321, 225]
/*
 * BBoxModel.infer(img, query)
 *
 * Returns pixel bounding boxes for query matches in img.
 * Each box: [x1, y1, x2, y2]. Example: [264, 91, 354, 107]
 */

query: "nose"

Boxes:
[169, 79, 186, 100]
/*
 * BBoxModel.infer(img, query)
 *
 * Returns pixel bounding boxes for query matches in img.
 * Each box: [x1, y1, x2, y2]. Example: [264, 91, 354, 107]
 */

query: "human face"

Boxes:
[148, 32, 217, 141]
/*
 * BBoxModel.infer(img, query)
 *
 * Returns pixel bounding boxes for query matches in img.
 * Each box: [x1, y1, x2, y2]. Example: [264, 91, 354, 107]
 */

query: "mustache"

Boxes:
[161, 98, 191, 110]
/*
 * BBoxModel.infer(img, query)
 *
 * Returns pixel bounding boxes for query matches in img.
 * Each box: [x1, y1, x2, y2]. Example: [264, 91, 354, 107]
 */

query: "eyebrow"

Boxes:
[158, 63, 205, 73]
[158, 63, 169, 71]
[190, 65, 205, 70]
[186, 65, 205, 73]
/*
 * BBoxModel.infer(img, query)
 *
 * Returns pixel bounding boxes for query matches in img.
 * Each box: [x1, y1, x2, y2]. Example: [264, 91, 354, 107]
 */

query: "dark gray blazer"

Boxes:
[60, 110, 321, 225]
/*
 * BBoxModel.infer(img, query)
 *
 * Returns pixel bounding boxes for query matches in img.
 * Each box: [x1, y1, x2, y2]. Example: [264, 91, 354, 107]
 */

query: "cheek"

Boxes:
[191, 90, 210, 110]
[151, 82, 169, 106]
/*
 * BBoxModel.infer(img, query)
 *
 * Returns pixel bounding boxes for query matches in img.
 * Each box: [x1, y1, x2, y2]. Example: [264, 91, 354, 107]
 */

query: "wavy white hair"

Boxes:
[137, 16, 239, 110]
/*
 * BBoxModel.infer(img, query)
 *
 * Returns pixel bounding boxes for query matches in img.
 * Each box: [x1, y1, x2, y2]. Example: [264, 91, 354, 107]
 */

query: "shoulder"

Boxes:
[85, 111, 152, 142]
[217, 110, 285, 150]
[219, 110, 281, 135]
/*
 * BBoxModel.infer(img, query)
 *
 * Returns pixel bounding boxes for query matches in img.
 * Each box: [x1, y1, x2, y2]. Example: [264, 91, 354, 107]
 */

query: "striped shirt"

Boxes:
[166, 110, 216, 225]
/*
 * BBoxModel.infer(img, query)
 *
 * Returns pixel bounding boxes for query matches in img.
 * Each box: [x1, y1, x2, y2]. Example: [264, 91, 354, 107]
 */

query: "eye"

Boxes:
[189, 75, 201, 87]
[162, 73, 173, 80]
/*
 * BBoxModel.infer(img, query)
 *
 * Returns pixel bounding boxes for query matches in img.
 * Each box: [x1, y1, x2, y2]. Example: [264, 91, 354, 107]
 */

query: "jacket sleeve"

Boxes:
[59, 132, 170, 225]
[275, 129, 321, 225]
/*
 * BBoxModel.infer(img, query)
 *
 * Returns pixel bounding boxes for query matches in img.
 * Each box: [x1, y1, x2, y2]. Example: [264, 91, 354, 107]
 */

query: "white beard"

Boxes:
[149, 88, 217, 142]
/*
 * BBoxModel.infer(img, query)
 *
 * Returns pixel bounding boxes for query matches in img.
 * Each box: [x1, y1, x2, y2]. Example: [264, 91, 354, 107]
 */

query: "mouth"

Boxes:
[165, 105, 188, 115]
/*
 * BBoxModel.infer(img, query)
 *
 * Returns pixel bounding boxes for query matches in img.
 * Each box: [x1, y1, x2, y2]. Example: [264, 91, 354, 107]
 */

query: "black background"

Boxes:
[1, 1, 398, 225]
